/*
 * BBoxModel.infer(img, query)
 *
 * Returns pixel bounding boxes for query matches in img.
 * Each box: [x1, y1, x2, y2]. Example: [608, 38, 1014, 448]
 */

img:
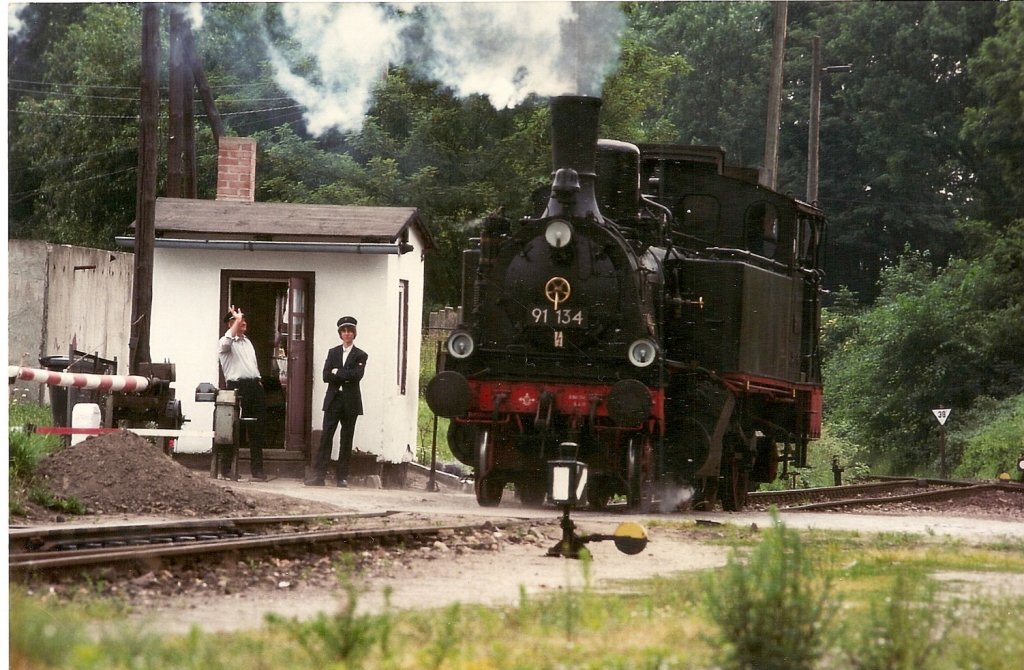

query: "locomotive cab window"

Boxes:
[798, 215, 820, 267]
[744, 201, 778, 258]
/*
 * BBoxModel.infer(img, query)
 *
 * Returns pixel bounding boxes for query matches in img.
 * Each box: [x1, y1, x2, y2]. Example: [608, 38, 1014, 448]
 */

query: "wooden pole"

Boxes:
[167, 7, 186, 198]
[806, 36, 822, 205]
[760, 1, 787, 190]
[130, 3, 159, 372]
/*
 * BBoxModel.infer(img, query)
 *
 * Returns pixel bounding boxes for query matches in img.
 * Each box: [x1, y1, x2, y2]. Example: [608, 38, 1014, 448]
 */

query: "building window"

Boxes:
[397, 280, 409, 394]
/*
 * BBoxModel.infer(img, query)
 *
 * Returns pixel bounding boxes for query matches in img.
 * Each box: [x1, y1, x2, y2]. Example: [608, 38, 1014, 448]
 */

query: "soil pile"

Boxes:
[30, 430, 338, 520]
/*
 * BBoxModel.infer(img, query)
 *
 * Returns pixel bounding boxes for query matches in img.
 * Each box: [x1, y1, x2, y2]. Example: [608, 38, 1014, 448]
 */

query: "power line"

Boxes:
[8, 145, 137, 175]
[9, 166, 138, 204]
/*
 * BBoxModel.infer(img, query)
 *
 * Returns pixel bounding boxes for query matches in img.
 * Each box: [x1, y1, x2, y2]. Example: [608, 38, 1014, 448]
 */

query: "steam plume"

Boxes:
[266, 2, 626, 136]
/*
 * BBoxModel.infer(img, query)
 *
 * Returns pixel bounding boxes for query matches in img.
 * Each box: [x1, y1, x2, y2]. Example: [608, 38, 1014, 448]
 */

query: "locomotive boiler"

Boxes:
[426, 96, 824, 511]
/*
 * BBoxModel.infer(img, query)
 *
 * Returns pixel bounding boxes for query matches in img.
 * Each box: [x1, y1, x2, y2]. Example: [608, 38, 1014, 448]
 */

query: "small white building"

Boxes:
[127, 138, 432, 473]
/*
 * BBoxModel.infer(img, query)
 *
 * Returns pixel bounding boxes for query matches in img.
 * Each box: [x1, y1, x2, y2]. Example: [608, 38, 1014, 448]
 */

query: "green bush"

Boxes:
[8, 397, 61, 476]
[951, 394, 1024, 479]
[9, 398, 79, 516]
[704, 509, 836, 670]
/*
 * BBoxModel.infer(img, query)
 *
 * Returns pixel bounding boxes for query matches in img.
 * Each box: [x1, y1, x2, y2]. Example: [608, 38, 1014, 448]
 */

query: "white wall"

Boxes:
[149, 241, 425, 464]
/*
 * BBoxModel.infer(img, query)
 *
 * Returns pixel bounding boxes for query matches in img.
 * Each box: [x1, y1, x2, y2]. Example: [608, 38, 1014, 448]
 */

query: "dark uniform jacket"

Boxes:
[321, 345, 368, 414]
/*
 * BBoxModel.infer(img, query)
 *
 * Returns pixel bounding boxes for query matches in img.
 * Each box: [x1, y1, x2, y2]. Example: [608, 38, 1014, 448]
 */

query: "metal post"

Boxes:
[428, 415, 440, 492]
[939, 424, 947, 479]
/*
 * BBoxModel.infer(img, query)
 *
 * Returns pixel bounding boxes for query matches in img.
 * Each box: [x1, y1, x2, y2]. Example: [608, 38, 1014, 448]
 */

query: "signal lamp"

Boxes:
[549, 458, 588, 506]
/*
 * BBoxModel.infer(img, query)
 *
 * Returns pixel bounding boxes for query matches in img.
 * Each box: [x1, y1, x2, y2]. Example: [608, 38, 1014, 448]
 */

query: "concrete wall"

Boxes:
[8, 240, 133, 404]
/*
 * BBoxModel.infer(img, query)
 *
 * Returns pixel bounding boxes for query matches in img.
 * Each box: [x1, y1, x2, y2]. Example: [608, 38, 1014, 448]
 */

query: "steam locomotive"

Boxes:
[426, 96, 824, 511]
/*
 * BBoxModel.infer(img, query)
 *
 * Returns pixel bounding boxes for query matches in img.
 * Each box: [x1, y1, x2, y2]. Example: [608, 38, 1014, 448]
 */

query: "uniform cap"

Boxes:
[337, 316, 358, 329]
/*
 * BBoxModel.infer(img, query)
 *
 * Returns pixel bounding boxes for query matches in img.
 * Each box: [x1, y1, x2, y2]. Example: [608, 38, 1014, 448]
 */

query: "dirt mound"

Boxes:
[30, 430, 337, 520]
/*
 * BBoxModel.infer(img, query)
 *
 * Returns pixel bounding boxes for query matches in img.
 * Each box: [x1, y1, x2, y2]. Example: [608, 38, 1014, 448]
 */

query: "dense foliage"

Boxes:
[8, 2, 1023, 476]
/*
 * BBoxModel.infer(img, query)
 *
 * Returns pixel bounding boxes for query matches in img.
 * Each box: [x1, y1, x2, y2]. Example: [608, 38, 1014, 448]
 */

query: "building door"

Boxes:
[223, 271, 313, 452]
[286, 276, 310, 451]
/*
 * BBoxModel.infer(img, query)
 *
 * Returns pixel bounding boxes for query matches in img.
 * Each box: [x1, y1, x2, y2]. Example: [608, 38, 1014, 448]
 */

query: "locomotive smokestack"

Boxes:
[545, 95, 603, 221]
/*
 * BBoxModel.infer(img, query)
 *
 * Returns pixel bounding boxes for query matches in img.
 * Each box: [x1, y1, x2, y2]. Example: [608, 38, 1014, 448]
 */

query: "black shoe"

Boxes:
[304, 478, 325, 487]
[336, 479, 349, 488]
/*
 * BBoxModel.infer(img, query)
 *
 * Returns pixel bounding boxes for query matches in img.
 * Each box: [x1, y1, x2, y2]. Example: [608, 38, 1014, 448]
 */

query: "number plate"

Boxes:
[530, 307, 587, 328]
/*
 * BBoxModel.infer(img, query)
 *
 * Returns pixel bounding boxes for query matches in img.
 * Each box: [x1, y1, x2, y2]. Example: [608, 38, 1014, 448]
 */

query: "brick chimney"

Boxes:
[216, 137, 257, 202]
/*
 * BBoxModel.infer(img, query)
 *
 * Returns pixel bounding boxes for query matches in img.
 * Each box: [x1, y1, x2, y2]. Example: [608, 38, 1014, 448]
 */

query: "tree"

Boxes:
[9, 4, 143, 247]
[794, 1, 999, 300]
[961, 2, 1024, 227]
[823, 222, 1024, 473]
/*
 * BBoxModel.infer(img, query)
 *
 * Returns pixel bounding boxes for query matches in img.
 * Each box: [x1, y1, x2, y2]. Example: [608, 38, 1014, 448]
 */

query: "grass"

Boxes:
[8, 397, 86, 516]
[416, 338, 456, 467]
[10, 517, 1024, 669]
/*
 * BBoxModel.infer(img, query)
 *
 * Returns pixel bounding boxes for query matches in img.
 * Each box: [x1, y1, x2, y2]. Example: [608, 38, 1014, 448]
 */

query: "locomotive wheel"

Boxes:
[515, 478, 547, 507]
[626, 435, 653, 512]
[476, 476, 505, 507]
[692, 478, 719, 511]
[587, 477, 614, 510]
[721, 452, 750, 512]
[474, 429, 503, 507]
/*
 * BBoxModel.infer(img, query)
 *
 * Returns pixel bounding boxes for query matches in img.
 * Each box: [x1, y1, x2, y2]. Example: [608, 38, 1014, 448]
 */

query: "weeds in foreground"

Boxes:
[268, 574, 393, 669]
[704, 509, 836, 670]
[10, 519, 1024, 669]
[841, 572, 954, 670]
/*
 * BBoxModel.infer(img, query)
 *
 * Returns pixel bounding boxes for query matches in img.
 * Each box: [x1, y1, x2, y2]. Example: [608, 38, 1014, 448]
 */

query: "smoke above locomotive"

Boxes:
[427, 93, 826, 512]
[262, 2, 627, 135]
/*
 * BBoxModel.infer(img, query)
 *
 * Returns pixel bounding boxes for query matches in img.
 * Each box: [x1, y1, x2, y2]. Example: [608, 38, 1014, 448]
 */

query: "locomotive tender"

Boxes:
[426, 96, 824, 511]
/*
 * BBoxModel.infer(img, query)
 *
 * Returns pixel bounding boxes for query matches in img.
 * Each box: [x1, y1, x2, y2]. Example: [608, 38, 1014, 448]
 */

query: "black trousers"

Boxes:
[314, 395, 359, 481]
[227, 378, 267, 475]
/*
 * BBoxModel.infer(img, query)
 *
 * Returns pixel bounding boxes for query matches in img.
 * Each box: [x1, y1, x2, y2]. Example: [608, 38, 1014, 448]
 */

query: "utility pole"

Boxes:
[130, 3, 159, 373]
[806, 35, 851, 205]
[760, 1, 787, 190]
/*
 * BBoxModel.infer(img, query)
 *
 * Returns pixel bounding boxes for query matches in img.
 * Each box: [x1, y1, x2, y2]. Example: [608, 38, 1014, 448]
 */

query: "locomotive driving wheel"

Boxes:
[720, 449, 750, 512]
[474, 429, 505, 507]
[626, 434, 654, 512]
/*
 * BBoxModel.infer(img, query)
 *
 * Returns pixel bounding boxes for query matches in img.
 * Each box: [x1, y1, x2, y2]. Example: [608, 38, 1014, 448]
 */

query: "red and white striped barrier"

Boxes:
[7, 365, 152, 393]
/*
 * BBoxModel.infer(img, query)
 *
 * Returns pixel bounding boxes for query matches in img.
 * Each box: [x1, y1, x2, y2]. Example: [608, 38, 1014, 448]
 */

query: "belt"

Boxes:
[228, 378, 261, 385]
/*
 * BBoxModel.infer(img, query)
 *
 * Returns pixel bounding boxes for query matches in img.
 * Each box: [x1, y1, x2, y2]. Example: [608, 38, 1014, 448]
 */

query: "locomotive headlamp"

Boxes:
[544, 219, 573, 249]
[627, 338, 658, 368]
[446, 330, 475, 359]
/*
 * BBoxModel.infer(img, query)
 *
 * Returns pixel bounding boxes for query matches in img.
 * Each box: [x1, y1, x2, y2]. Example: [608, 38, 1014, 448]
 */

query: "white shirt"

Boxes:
[218, 331, 261, 381]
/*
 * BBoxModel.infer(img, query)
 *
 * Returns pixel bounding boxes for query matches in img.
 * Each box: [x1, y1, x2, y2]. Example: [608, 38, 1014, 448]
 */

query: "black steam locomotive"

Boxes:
[426, 96, 824, 511]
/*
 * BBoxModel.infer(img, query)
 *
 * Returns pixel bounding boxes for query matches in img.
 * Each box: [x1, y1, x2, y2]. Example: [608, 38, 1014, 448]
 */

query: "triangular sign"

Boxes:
[932, 408, 951, 425]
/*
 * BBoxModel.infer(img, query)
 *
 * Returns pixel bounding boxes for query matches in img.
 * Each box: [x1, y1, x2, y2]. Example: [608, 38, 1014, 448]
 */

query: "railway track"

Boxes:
[9, 512, 527, 574]
[748, 478, 1024, 512]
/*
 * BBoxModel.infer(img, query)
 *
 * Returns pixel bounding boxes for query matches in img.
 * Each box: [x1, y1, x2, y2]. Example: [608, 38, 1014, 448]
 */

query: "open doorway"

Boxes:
[221, 271, 314, 452]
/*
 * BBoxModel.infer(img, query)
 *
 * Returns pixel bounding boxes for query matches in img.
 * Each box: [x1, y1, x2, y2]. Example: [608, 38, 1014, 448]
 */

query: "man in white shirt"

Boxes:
[218, 306, 268, 481]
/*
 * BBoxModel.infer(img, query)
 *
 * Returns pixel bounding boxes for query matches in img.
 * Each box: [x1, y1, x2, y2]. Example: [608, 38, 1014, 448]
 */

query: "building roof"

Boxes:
[151, 198, 433, 249]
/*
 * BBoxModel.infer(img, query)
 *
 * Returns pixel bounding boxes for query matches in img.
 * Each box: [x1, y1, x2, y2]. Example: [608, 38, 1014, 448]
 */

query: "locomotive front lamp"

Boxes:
[545, 219, 574, 248]
[627, 338, 658, 367]
[446, 330, 475, 359]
